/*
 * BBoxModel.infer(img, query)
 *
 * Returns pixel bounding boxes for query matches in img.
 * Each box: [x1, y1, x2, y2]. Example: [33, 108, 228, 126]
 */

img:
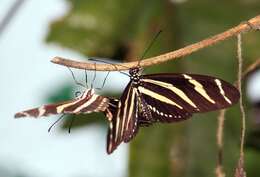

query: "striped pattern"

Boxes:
[15, 87, 121, 155]
[105, 69, 240, 154]
[14, 68, 240, 155]
[106, 84, 139, 153]
[15, 89, 110, 118]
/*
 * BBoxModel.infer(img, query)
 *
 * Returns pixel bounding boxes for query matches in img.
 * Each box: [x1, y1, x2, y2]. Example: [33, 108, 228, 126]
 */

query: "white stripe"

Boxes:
[56, 89, 92, 113]
[215, 79, 232, 104]
[142, 79, 197, 108]
[73, 94, 99, 113]
[125, 88, 137, 131]
[138, 86, 183, 109]
[115, 102, 121, 142]
[56, 99, 81, 113]
[108, 122, 113, 153]
[121, 88, 132, 138]
[38, 106, 46, 117]
[183, 74, 215, 104]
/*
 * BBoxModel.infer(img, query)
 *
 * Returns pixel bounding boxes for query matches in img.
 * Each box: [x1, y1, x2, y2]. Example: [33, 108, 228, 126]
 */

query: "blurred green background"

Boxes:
[2, 0, 260, 177]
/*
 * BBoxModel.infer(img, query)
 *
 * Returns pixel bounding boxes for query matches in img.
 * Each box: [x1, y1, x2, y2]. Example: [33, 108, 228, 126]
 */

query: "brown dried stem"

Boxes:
[51, 15, 260, 71]
[237, 34, 246, 159]
[216, 109, 226, 177]
[242, 58, 260, 78]
[215, 37, 260, 177]
[234, 33, 247, 177]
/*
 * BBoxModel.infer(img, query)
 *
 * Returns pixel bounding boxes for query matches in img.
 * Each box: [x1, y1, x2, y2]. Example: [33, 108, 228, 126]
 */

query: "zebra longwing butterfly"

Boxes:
[14, 66, 118, 120]
[101, 30, 240, 154]
[14, 66, 121, 154]
[105, 67, 240, 154]
[14, 88, 113, 118]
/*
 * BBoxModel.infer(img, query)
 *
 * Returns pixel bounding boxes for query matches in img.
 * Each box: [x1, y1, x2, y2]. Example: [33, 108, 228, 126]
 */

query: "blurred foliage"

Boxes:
[246, 101, 260, 150]
[46, 83, 74, 102]
[46, 0, 260, 177]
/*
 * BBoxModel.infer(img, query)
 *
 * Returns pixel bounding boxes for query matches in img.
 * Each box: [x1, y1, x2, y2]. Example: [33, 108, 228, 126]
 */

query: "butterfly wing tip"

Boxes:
[14, 113, 25, 118]
[106, 149, 113, 155]
[106, 144, 118, 155]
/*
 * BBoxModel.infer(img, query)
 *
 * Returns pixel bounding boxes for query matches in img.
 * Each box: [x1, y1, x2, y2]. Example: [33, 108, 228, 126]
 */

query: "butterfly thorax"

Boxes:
[129, 67, 141, 85]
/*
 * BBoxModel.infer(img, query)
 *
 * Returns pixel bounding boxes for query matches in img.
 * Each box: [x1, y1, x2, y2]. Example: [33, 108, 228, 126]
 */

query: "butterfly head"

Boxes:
[129, 67, 142, 84]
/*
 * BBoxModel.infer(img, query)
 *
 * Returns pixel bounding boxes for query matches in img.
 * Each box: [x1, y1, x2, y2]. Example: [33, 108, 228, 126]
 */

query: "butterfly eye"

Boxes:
[75, 91, 82, 98]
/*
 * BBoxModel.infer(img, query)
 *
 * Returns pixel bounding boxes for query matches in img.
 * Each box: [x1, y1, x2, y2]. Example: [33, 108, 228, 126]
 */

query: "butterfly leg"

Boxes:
[67, 67, 86, 88]
[68, 116, 75, 133]
[48, 114, 65, 132]
[96, 71, 110, 90]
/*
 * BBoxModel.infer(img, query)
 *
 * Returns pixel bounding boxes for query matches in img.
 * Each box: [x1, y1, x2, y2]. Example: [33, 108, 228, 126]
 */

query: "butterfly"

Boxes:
[14, 88, 114, 118]
[14, 66, 119, 133]
[105, 67, 240, 154]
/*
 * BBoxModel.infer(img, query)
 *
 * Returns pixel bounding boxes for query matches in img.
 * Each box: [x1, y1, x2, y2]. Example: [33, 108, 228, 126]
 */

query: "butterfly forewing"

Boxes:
[137, 73, 240, 123]
[15, 89, 110, 118]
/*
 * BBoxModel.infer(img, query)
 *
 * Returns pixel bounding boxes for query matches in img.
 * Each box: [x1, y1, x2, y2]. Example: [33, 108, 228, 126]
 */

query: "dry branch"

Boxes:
[51, 15, 260, 71]
[215, 58, 260, 177]
[235, 33, 247, 177]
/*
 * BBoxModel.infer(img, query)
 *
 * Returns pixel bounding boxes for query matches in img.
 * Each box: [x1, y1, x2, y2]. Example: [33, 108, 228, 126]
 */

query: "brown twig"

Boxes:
[215, 34, 256, 177]
[51, 15, 260, 71]
[215, 58, 260, 177]
[235, 33, 247, 177]
[242, 58, 260, 78]
[232, 58, 260, 87]
[216, 109, 226, 177]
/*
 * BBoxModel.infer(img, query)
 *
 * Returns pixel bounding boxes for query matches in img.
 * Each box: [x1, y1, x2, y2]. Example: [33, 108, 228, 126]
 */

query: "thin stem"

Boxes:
[51, 15, 260, 71]
[241, 58, 260, 78]
[88, 58, 130, 76]
[215, 109, 226, 177]
[215, 58, 260, 177]
[237, 34, 246, 159]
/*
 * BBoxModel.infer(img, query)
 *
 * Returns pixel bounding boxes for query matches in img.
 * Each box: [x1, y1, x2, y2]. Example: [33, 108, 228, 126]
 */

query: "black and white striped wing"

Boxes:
[106, 83, 139, 154]
[138, 73, 240, 123]
[15, 89, 110, 118]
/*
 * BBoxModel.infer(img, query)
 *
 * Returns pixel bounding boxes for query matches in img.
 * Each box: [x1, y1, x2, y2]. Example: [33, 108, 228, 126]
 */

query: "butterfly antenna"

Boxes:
[48, 114, 65, 132]
[67, 67, 85, 88]
[88, 58, 130, 77]
[138, 30, 162, 67]
[68, 116, 75, 133]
